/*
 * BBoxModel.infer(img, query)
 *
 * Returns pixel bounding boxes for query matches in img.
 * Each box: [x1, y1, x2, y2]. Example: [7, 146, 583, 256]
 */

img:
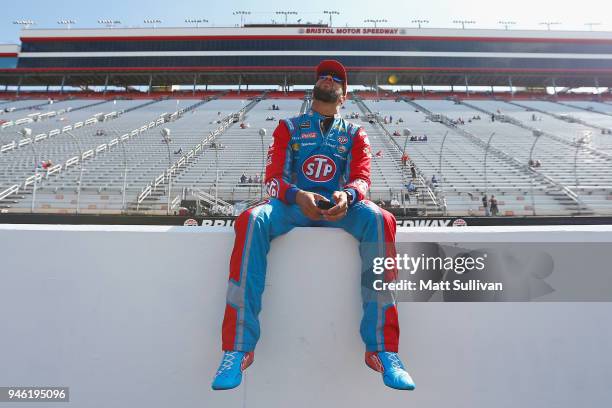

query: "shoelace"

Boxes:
[384, 352, 403, 371]
[216, 352, 239, 375]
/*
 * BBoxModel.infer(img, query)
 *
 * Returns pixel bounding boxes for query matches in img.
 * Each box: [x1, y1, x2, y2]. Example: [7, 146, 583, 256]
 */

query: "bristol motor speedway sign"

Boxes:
[194, 218, 467, 228]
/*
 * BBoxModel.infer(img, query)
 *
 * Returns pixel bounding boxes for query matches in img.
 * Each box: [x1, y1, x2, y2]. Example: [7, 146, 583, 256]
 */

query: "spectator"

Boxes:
[401, 153, 409, 166]
[253, 174, 260, 184]
[248, 176, 253, 184]
[393, 130, 400, 136]
[406, 180, 416, 192]
[423, 135, 428, 142]
[389, 115, 393, 123]
[174, 148, 183, 155]
[240, 173, 247, 184]
[528, 159, 535, 167]
[482, 194, 490, 216]
[375, 150, 383, 158]
[431, 175, 437, 186]
[390, 197, 400, 208]
[410, 163, 417, 179]
[490, 195, 499, 216]
[535, 159, 541, 168]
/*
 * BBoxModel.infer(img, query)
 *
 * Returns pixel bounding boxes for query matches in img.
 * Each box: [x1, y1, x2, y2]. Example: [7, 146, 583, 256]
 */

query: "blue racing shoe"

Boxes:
[365, 351, 416, 390]
[211, 351, 254, 390]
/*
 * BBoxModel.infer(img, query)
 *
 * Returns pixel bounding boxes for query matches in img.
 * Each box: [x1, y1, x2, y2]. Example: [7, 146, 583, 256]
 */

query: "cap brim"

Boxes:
[316, 60, 348, 95]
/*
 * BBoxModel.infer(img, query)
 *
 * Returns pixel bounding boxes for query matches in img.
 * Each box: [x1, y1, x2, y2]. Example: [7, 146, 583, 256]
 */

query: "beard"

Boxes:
[313, 84, 343, 103]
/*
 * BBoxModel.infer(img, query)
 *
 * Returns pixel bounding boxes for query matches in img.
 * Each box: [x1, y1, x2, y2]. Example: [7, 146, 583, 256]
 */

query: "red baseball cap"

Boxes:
[316, 59, 348, 96]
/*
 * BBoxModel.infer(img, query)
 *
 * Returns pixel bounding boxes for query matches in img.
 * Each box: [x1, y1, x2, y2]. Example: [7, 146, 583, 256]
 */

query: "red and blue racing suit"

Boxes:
[222, 109, 400, 353]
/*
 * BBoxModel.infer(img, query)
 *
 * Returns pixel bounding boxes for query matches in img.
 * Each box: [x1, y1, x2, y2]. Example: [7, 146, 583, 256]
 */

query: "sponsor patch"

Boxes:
[183, 219, 199, 226]
[302, 155, 337, 182]
[300, 121, 311, 129]
[292, 143, 300, 151]
[266, 179, 280, 197]
[338, 136, 348, 144]
[337, 146, 347, 153]
[301, 132, 317, 139]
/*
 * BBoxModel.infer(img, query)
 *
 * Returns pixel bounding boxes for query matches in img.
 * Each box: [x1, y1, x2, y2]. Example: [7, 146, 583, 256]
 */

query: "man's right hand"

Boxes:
[295, 190, 326, 220]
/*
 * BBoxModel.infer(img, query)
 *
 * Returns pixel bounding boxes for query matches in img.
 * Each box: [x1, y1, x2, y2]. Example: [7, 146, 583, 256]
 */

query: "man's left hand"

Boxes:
[323, 191, 349, 222]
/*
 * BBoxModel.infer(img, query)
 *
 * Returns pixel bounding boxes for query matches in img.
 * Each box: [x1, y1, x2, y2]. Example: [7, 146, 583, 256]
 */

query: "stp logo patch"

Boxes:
[338, 136, 348, 144]
[266, 179, 280, 197]
[302, 155, 336, 182]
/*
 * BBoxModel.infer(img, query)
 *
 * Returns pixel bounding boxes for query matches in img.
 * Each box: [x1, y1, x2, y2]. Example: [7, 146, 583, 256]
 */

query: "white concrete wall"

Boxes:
[1, 225, 611, 408]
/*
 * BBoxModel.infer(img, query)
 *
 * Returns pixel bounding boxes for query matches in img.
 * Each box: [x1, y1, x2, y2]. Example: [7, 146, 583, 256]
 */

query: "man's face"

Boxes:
[313, 73, 345, 104]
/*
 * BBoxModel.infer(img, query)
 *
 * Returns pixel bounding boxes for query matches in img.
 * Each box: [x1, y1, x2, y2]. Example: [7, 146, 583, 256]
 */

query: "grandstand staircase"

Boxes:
[122, 97, 167, 114]
[461, 99, 612, 163]
[353, 94, 443, 215]
[551, 100, 612, 119]
[66, 98, 116, 113]
[128, 92, 265, 213]
[505, 99, 611, 134]
[403, 97, 593, 215]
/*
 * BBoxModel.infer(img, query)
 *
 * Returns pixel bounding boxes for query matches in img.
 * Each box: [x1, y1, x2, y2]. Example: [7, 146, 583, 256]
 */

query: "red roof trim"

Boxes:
[2, 66, 612, 74]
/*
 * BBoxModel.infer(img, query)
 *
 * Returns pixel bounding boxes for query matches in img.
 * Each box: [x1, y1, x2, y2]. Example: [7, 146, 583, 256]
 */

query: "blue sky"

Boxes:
[3, 0, 610, 43]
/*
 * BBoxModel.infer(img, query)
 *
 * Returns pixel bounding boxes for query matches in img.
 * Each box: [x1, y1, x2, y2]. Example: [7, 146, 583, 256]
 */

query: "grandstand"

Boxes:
[1, 24, 612, 217]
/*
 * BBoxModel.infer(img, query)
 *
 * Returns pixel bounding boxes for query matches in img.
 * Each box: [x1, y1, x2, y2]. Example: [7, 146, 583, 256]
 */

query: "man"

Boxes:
[482, 194, 490, 216]
[211, 60, 415, 391]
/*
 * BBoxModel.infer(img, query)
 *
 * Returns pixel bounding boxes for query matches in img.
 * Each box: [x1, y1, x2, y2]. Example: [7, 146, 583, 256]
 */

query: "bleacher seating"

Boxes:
[1, 94, 611, 216]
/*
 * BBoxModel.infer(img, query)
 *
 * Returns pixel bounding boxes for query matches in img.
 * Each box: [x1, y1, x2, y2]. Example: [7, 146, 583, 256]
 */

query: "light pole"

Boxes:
[144, 19, 162, 28]
[161, 128, 172, 215]
[539, 21, 561, 30]
[584, 22, 601, 31]
[111, 129, 129, 213]
[57, 19, 76, 29]
[185, 18, 208, 27]
[453, 20, 475, 29]
[233, 11, 251, 27]
[437, 131, 449, 194]
[65, 130, 84, 214]
[412, 19, 429, 29]
[483, 132, 496, 199]
[498, 20, 516, 30]
[529, 129, 543, 216]
[402, 128, 411, 160]
[20, 128, 38, 212]
[364, 19, 387, 28]
[276, 11, 298, 25]
[323, 10, 339, 27]
[13, 20, 35, 29]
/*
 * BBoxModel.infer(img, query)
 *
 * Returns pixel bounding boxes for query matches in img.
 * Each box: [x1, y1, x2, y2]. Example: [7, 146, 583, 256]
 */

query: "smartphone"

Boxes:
[316, 200, 335, 210]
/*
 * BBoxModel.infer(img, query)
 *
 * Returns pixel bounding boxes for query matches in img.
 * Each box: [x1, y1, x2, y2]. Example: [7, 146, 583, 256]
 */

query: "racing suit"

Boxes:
[221, 109, 399, 353]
